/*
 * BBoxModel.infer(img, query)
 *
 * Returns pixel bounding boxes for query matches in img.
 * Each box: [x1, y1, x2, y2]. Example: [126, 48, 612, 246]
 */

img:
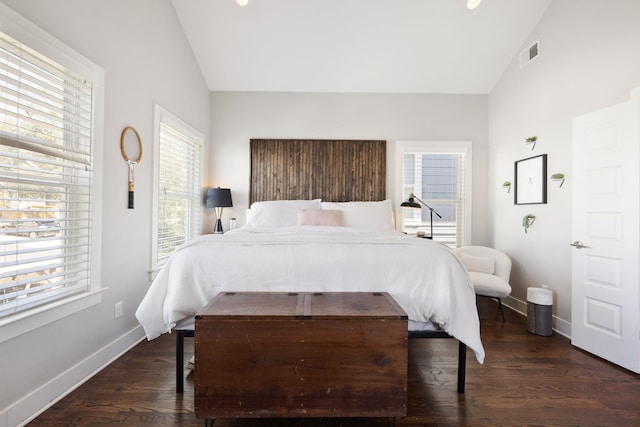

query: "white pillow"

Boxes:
[245, 199, 321, 227]
[460, 253, 495, 275]
[298, 209, 343, 226]
[320, 200, 395, 231]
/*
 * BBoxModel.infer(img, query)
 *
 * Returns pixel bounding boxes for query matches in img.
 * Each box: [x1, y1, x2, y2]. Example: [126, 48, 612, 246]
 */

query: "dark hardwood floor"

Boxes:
[30, 299, 639, 426]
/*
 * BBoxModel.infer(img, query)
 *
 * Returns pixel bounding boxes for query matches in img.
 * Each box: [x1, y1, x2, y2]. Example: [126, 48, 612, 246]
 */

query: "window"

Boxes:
[0, 10, 103, 321]
[151, 104, 203, 273]
[398, 141, 472, 248]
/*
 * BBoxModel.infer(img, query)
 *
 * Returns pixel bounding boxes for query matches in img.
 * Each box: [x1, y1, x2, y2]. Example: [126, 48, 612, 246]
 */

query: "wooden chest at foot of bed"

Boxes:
[194, 291, 408, 420]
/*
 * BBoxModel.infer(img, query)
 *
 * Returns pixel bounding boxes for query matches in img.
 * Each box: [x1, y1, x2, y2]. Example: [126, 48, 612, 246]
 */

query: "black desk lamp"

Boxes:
[206, 187, 233, 234]
[401, 193, 442, 239]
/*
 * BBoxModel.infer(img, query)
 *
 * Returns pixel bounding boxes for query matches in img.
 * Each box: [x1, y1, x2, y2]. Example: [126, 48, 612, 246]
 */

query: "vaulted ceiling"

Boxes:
[172, 0, 552, 94]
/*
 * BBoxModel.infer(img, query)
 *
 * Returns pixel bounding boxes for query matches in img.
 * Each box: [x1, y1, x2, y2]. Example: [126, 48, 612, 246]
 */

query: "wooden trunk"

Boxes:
[194, 292, 408, 420]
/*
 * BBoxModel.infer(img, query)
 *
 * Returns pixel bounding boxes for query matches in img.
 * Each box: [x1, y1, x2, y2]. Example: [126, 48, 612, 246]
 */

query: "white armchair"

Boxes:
[453, 246, 512, 321]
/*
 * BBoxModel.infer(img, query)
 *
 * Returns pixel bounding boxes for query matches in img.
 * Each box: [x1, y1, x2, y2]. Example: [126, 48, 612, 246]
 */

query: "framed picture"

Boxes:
[515, 154, 547, 205]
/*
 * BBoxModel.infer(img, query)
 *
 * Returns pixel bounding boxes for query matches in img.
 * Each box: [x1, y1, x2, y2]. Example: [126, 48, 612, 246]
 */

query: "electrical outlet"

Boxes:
[114, 301, 123, 319]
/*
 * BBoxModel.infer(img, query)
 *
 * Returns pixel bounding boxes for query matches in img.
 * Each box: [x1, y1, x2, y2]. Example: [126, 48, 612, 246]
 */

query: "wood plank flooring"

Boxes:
[29, 299, 640, 426]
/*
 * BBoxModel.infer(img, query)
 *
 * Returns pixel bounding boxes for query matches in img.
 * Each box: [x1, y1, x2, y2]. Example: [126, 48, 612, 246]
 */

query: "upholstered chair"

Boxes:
[453, 246, 512, 321]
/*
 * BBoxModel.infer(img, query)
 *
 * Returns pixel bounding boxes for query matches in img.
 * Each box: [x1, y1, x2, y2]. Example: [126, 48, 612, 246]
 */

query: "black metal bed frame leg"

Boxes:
[176, 329, 195, 393]
[176, 331, 184, 393]
[457, 341, 467, 393]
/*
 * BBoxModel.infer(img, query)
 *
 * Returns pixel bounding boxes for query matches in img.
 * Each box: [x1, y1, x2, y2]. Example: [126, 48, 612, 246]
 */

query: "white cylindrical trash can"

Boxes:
[526, 287, 553, 336]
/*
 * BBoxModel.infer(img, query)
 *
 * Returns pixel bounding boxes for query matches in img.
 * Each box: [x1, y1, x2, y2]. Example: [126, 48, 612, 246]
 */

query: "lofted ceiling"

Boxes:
[171, 0, 552, 94]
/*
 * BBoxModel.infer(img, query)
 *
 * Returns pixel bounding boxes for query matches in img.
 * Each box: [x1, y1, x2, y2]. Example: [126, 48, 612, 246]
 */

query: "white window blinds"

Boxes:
[400, 142, 471, 248]
[155, 112, 202, 267]
[0, 31, 95, 317]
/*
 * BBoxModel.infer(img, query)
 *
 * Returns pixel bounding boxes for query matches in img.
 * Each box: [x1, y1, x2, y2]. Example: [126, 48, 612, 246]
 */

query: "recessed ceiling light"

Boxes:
[236, 0, 248, 6]
[467, 0, 482, 9]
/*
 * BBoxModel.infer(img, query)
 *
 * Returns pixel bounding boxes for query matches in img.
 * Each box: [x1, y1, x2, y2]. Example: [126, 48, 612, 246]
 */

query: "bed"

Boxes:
[135, 139, 484, 394]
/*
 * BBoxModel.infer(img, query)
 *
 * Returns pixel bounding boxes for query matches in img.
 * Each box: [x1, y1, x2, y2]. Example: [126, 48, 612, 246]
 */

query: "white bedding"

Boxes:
[135, 226, 485, 363]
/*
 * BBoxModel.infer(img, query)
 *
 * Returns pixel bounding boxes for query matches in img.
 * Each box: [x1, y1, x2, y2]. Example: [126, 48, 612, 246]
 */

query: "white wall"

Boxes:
[488, 0, 640, 335]
[209, 91, 489, 242]
[0, 1, 209, 425]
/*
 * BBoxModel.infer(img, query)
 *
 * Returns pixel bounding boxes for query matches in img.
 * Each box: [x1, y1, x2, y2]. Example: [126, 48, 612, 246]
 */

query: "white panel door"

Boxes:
[571, 97, 640, 373]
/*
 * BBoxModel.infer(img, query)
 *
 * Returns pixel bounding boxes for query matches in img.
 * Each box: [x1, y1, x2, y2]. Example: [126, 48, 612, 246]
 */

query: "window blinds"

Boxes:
[157, 122, 201, 264]
[0, 32, 94, 317]
[402, 151, 466, 248]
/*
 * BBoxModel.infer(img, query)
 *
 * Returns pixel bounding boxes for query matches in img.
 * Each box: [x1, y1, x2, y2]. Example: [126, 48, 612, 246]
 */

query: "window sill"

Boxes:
[0, 287, 108, 344]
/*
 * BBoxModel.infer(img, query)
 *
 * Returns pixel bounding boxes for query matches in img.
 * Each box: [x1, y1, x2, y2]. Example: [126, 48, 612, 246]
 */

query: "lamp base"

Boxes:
[213, 218, 224, 234]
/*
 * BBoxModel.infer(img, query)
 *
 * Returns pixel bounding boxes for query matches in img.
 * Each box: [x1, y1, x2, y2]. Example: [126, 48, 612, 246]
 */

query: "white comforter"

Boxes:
[135, 226, 485, 363]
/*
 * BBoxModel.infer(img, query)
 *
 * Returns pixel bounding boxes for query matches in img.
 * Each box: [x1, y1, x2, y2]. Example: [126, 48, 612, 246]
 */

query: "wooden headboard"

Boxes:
[249, 139, 386, 204]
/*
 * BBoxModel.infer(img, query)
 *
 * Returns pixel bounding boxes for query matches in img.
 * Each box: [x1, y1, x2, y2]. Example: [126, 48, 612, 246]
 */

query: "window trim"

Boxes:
[0, 3, 105, 341]
[150, 103, 204, 279]
[396, 141, 472, 247]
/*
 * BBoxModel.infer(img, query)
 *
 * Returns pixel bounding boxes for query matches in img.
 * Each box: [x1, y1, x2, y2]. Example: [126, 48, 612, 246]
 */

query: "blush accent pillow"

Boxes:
[459, 253, 495, 275]
[245, 199, 322, 227]
[298, 209, 343, 226]
[320, 200, 395, 231]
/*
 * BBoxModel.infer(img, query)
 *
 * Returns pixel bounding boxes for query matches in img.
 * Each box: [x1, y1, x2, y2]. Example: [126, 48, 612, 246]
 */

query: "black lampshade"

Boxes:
[205, 187, 233, 208]
[400, 196, 421, 209]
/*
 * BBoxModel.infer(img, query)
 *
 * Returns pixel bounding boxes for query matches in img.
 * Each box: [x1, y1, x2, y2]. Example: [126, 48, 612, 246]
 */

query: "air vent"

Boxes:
[519, 41, 540, 69]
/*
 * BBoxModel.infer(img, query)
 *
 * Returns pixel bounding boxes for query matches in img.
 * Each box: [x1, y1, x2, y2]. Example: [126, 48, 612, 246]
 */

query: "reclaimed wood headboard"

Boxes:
[249, 139, 386, 204]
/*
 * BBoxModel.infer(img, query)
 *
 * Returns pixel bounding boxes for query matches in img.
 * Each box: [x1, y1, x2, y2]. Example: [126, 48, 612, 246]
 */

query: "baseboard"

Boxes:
[503, 294, 527, 317]
[1, 325, 145, 427]
[503, 295, 571, 339]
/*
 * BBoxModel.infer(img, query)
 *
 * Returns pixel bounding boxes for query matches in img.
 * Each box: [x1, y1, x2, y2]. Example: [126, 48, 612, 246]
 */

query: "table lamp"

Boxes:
[206, 187, 233, 234]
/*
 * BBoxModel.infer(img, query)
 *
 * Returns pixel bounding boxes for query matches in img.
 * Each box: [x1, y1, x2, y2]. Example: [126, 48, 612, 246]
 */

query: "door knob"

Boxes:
[570, 241, 588, 249]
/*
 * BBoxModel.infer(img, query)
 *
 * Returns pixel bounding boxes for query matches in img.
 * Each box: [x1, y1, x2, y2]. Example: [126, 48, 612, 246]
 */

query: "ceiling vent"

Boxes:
[519, 41, 540, 69]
